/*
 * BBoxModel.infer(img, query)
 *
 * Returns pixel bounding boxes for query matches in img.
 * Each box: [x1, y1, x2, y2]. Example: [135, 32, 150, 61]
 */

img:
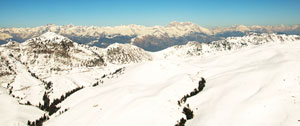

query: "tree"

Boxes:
[183, 107, 194, 120]
[175, 118, 186, 126]
[42, 92, 50, 111]
[45, 81, 53, 90]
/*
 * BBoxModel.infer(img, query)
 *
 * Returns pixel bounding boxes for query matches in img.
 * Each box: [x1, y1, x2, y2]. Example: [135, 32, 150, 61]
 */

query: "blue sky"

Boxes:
[0, 0, 299, 27]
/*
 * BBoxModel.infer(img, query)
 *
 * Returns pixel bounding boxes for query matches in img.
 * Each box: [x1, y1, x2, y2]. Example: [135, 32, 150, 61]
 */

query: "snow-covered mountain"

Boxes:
[0, 32, 152, 107]
[2, 32, 152, 77]
[1, 22, 299, 51]
[101, 43, 152, 64]
[0, 22, 211, 40]
[1, 32, 300, 126]
[5, 32, 105, 77]
[158, 33, 300, 59]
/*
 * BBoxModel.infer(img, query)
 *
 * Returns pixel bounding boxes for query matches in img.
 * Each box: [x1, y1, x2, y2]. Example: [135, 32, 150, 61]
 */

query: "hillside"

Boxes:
[0, 33, 299, 126]
[44, 39, 300, 126]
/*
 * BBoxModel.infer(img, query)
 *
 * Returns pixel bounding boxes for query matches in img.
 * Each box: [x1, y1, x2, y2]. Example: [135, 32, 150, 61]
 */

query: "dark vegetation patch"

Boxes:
[28, 86, 83, 126]
[175, 77, 206, 126]
[92, 67, 125, 87]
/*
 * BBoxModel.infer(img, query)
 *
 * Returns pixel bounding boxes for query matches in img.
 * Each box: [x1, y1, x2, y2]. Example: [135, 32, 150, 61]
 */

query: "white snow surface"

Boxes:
[0, 33, 300, 126]
[185, 41, 300, 126]
[39, 32, 68, 42]
[0, 87, 44, 126]
[45, 40, 300, 126]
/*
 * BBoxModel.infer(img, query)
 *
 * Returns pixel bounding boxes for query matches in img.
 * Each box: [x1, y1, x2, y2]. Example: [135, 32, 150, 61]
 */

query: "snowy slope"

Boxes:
[0, 87, 44, 126]
[0, 45, 46, 105]
[158, 33, 300, 59]
[185, 41, 300, 126]
[44, 60, 203, 126]
[0, 32, 152, 108]
[1, 33, 300, 126]
[44, 40, 300, 126]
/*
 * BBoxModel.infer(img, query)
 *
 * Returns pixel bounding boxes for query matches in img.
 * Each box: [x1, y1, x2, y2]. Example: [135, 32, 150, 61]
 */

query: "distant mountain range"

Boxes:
[1, 21, 300, 51]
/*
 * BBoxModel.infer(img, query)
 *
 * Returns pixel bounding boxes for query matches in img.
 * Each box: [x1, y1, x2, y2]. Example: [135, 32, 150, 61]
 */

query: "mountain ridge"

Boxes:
[157, 33, 300, 59]
[1, 22, 299, 51]
[0, 32, 300, 126]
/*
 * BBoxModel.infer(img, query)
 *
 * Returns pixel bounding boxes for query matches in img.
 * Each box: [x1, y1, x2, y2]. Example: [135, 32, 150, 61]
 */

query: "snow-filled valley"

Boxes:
[0, 32, 300, 126]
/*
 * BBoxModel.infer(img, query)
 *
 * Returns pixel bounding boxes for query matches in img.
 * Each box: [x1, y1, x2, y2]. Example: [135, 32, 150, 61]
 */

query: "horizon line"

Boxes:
[1, 21, 299, 29]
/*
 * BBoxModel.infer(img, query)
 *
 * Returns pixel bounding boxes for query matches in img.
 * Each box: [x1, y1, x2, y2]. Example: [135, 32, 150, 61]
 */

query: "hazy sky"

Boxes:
[0, 0, 299, 27]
